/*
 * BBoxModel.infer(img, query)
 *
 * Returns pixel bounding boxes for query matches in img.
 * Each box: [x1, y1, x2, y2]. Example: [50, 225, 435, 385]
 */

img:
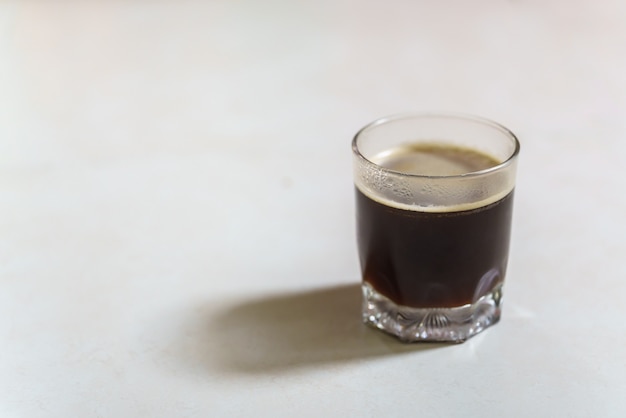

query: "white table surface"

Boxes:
[2, 1, 626, 416]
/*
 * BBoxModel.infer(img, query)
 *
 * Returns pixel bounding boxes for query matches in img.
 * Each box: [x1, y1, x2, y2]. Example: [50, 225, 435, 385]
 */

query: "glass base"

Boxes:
[362, 282, 503, 343]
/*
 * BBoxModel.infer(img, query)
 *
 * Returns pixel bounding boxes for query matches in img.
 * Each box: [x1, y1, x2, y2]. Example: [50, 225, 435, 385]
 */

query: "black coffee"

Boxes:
[356, 144, 514, 308]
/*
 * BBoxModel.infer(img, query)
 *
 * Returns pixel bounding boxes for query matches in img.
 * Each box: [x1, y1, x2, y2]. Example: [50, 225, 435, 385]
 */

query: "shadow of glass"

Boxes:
[203, 283, 445, 374]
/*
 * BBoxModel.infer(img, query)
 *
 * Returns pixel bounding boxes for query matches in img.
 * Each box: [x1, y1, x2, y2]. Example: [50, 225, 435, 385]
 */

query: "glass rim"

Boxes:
[352, 112, 521, 180]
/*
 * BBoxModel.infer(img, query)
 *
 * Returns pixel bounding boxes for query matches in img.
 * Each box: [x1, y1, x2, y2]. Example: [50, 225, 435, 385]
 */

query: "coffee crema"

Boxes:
[370, 143, 499, 176]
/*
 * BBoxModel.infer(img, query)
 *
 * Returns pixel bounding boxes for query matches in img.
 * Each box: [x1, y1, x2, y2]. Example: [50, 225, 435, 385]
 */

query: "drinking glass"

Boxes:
[352, 113, 520, 342]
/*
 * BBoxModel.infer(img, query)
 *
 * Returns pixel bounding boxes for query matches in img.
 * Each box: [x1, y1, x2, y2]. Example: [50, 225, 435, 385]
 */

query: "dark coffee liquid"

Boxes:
[356, 144, 514, 308]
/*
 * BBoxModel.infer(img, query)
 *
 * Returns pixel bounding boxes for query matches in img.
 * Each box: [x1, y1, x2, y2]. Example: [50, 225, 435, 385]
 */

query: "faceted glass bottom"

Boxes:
[362, 282, 503, 343]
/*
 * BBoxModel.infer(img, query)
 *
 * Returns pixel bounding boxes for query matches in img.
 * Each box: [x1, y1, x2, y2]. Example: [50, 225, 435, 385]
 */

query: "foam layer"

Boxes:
[354, 143, 516, 212]
[371, 143, 500, 176]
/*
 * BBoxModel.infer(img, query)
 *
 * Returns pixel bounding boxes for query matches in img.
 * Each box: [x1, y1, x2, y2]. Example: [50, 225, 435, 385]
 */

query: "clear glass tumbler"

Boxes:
[352, 113, 520, 342]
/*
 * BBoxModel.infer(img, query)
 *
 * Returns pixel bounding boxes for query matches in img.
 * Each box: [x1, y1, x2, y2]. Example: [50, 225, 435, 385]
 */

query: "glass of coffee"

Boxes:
[352, 113, 520, 343]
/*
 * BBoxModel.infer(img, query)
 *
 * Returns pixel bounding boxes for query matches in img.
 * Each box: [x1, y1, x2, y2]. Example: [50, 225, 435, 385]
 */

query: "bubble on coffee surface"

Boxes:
[357, 157, 413, 198]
